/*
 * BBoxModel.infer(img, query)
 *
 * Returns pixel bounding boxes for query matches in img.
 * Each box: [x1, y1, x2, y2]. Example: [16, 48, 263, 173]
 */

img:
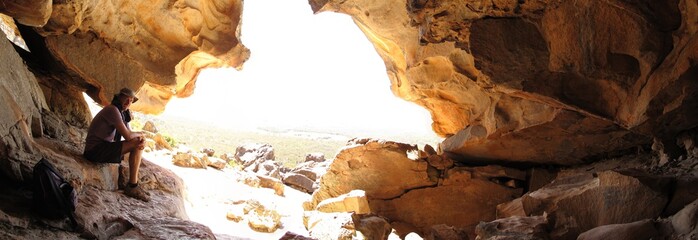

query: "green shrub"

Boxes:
[162, 134, 178, 147]
[130, 119, 144, 131]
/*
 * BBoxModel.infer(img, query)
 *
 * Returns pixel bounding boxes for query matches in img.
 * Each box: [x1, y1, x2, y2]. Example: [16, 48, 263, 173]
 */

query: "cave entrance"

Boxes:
[84, 0, 441, 167]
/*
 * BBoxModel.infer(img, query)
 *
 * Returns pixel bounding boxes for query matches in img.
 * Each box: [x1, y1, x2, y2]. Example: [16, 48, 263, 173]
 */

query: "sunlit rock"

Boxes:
[284, 158, 329, 193]
[0, 0, 249, 114]
[255, 160, 283, 179]
[244, 200, 282, 233]
[206, 156, 227, 170]
[304, 211, 356, 240]
[316, 190, 370, 214]
[0, 0, 51, 27]
[152, 133, 173, 151]
[172, 151, 208, 169]
[283, 172, 316, 194]
[310, 139, 523, 236]
[312, 0, 698, 165]
[305, 153, 326, 162]
[142, 120, 158, 134]
[238, 172, 285, 196]
[235, 143, 276, 170]
[225, 205, 245, 222]
[308, 139, 434, 210]
[201, 148, 215, 157]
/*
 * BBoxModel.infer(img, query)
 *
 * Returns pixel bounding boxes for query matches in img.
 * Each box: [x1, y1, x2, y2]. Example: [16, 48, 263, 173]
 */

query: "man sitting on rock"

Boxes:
[83, 88, 149, 202]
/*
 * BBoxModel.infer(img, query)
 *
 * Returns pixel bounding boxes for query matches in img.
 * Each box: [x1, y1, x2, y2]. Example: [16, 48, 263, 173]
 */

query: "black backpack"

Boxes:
[32, 158, 78, 228]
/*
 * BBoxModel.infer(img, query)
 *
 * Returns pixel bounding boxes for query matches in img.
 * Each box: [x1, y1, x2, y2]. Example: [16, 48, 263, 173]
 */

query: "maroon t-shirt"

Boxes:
[85, 105, 129, 151]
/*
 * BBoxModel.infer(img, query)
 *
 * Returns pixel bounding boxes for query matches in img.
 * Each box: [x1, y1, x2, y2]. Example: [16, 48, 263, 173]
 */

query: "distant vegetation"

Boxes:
[132, 113, 441, 168]
[133, 115, 348, 168]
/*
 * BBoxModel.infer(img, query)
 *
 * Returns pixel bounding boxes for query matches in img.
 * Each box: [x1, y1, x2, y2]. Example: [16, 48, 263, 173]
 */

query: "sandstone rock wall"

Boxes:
[311, 0, 698, 165]
[1, 0, 249, 114]
[0, 28, 48, 181]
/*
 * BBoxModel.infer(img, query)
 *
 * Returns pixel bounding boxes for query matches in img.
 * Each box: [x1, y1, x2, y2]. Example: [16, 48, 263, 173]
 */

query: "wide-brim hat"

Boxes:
[117, 88, 139, 103]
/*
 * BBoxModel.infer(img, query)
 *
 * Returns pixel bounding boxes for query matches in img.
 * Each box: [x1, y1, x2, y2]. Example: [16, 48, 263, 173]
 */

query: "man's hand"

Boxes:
[137, 136, 146, 150]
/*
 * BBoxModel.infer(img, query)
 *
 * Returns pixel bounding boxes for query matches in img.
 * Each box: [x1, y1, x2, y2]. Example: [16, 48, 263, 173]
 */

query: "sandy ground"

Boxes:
[144, 150, 311, 240]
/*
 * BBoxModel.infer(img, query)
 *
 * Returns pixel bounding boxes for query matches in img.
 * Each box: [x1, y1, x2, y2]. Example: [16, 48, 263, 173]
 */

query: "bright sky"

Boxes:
[161, 0, 439, 140]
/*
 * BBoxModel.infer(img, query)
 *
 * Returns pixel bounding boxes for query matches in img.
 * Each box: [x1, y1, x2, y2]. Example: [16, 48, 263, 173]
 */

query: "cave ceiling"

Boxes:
[1, 0, 696, 165]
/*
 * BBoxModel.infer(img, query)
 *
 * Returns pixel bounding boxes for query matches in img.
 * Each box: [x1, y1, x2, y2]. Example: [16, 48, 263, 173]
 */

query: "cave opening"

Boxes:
[81, 0, 441, 166]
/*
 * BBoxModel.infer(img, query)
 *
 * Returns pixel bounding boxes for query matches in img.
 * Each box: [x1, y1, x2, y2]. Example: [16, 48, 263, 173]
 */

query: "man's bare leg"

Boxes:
[121, 138, 149, 201]
[121, 137, 145, 184]
[128, 148, 143, 184]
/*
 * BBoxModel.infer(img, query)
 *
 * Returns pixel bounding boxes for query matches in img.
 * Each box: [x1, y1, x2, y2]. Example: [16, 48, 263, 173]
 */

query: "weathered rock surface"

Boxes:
[304, 211, 356, 240]
[496, 170, 669, 239]
[1, 0, 697, 239]
[283, 157, 329, 194]
[310, 0, 698, 165]
[245, 200, 282, 233]
[2, 0, 249, 114]
[576, 219, 659, 240]
[172, 151, 209, 169]
[309, 139, 524, 236]
[578, 197, 698, 240]
[425, 224, 470, 240]
[316, 190, 371, 214]
[475, 215, 549, 240]
[307, 139, 434, 210]
[0, 30, 48, 183]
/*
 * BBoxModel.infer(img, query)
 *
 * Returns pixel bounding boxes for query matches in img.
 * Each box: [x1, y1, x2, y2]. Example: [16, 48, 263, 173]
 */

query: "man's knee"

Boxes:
[122, 139, 138, 152]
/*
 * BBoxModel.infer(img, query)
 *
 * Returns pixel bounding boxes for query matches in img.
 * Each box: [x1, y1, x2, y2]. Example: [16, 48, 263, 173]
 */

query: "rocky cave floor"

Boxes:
[0, 132, 697, 239]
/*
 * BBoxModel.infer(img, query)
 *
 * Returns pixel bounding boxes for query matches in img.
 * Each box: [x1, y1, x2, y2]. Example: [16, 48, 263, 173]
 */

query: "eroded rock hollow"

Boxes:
[309, 0, 697, 165]
[0, 0, 697, 239]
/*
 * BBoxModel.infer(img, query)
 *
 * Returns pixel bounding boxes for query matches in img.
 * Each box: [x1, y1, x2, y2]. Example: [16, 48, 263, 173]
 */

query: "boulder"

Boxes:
[235, 143, 275, 168]
[279, 231, 317, 240]
[308, 139, 434, 209]
[206, 157, 227, 170]
[475, 215, 549, 240]
[225, 205, 245, 223]
[578, 197, 698, 239]
[171, 152, 208, 169]
[256, 160, 283, 180]
[152, 133, 173, 151]
[316, 190, 370, 214]
[671, 198, 698, 236]
[246, 201, 281, 233]
[257, 174, 285, 197]
[142, 121, 158, 133]
[304, 211, 356, 240]
[577, 219, 658, 240]
[238, 172, 284, 196]
[509, 171, 669, 239]
[201, 148, 215, 157]
[370, 176, 520, 236]
[354, 215, 392, 240]
[283, 173, 316, 194]
[305, 153, 326, 162]
[310, 139, 523, 236]
[425, 224, 470, 240]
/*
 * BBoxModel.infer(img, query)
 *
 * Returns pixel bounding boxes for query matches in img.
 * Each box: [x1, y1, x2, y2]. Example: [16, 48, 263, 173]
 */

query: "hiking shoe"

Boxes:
[124, 184, 150, 202]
